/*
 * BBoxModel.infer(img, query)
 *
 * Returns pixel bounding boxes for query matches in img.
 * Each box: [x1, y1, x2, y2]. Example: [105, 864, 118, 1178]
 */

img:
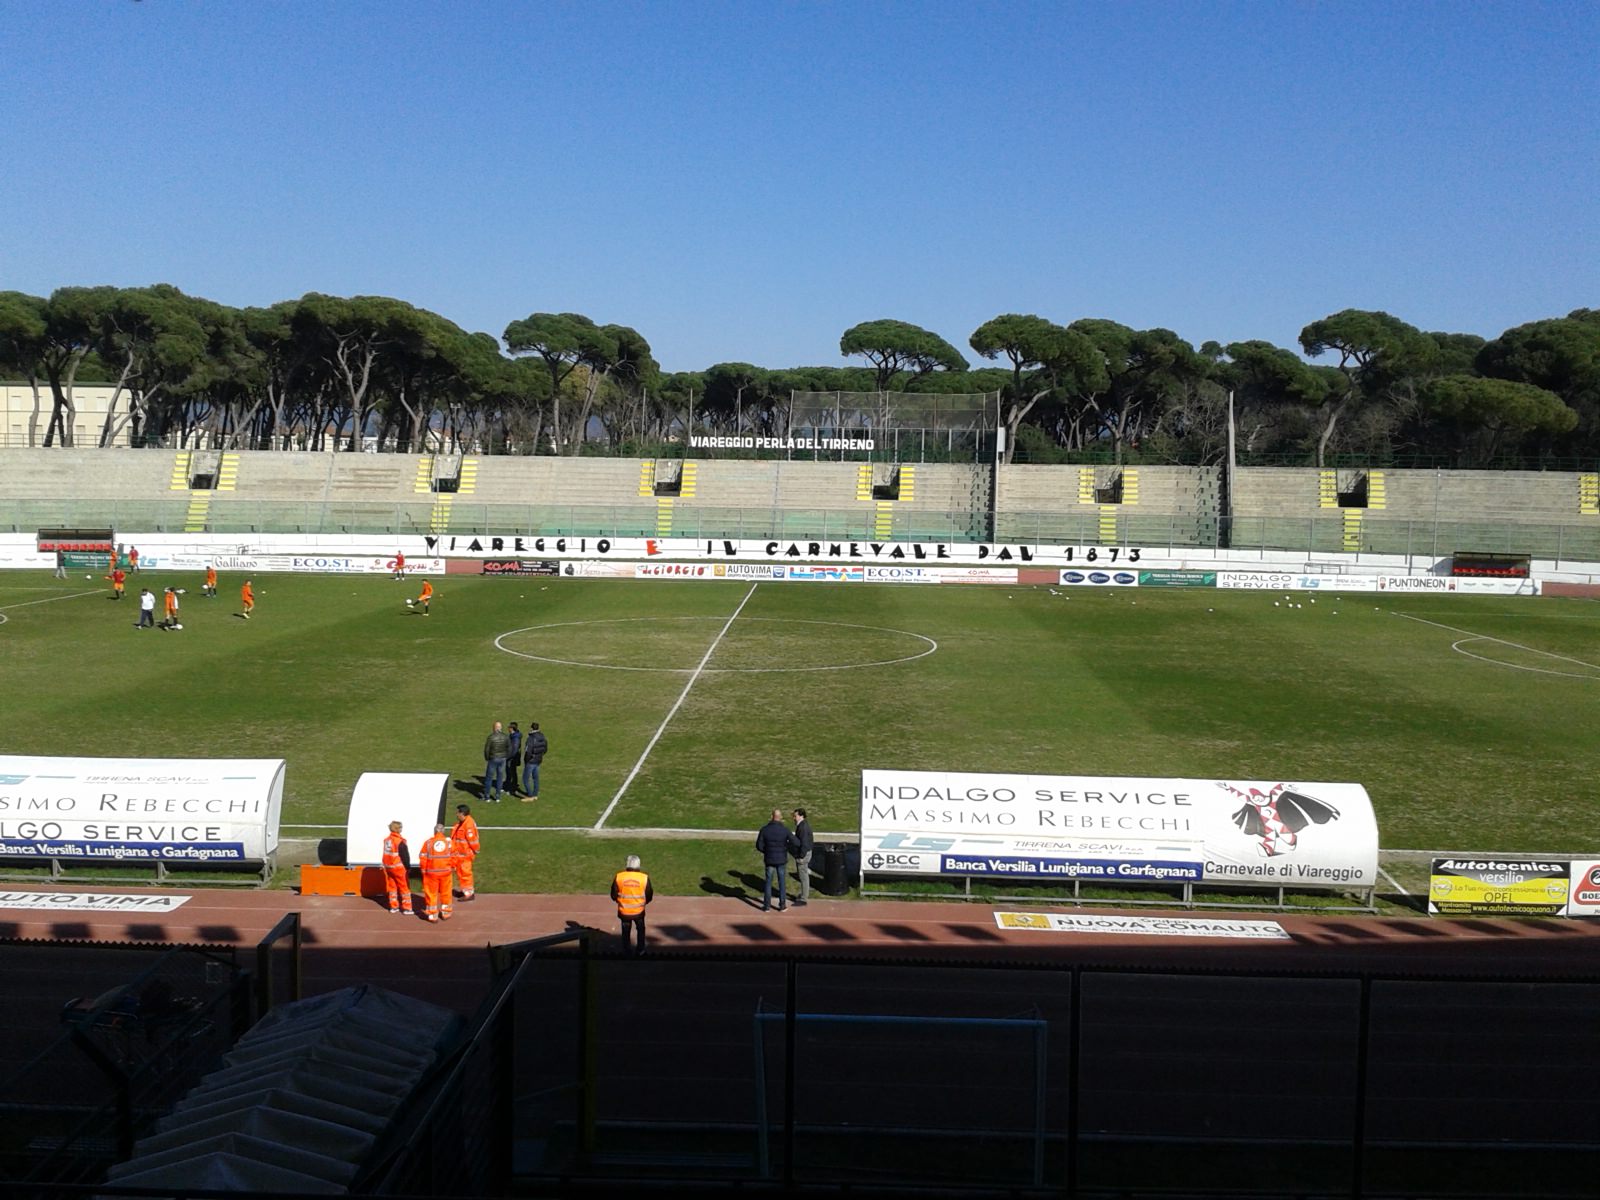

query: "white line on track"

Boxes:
[0, 588, 100, 611]
[594, 583, 759, 831]
[1396, 612, 1600, 679]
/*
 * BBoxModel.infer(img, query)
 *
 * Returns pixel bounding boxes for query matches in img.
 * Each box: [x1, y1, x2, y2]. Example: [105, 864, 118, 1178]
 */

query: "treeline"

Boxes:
[1, 286, 1595, 466]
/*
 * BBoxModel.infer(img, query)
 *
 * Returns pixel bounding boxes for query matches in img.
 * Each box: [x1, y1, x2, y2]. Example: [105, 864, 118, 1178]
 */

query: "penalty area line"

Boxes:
[594, 582, 759, 831]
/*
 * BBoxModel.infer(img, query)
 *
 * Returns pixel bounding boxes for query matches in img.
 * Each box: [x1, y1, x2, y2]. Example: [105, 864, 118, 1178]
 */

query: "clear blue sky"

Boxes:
[2, 1, 1594, 373]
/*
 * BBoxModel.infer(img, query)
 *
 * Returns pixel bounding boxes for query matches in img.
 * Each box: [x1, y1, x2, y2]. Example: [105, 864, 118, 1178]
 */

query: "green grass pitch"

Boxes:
[3, 570, 1597, 898]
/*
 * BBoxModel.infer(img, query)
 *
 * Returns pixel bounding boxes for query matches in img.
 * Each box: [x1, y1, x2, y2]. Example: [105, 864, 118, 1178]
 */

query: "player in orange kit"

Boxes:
[239, 579, 254, 619]
[203, 564, 217, 598]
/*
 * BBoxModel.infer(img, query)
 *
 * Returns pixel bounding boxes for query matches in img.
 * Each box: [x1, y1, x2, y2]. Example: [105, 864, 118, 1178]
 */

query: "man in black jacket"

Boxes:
[755, 808, 795, 911]
[520, 722, 548, 802]
[790, 808, 814, 906]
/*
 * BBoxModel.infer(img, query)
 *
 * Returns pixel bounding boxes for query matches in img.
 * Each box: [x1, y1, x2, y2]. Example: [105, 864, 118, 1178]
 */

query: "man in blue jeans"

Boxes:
[755, 808, 796, 911]
[520, 722, 548, 802]
[482, 721, 510, 802]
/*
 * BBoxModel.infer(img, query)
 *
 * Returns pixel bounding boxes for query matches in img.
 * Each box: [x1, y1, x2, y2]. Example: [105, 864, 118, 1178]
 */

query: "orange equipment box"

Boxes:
[299, 864, 388, 897]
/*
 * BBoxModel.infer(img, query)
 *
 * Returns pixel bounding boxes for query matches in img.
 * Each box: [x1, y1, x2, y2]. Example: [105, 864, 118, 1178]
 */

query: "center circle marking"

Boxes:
[494, 616, 937, 673]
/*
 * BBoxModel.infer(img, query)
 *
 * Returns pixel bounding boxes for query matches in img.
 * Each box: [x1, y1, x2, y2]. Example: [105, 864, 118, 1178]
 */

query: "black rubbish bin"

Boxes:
[818, 843, 850, 896]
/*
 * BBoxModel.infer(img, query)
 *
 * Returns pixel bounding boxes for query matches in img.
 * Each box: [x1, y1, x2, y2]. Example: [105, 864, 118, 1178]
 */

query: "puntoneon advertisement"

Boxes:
[0, 756, 285, 867]
[859, 769, 1378, 892]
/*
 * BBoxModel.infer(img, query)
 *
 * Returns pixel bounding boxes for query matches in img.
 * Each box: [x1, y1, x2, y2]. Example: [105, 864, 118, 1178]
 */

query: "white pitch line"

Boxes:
[1396, 612, 1600, 675]
[594, 582, 759, 831]
[1378, 866, 1408, 896]
[0, 588, 101, 611]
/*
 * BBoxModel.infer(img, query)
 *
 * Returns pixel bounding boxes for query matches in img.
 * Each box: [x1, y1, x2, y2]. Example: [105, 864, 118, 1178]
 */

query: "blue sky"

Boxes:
[2, 1, 1594, 373]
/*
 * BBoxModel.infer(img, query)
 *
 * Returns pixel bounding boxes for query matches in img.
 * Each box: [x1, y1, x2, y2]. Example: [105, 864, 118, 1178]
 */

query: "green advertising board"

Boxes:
[1137, 570, 1216, 588]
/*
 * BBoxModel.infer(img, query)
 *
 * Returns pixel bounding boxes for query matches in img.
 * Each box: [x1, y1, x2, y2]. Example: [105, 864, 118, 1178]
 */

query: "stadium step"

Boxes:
[184, 491, 212, 532]
[1098, 504, 1119, 543]
[898, 464, 915, 502]
[169, 451, 192, 490]
[873, 501, 894, 539]
[1368, 470, 1387, 509]
[216, 453, 238, 491]
[1318, 469, 1338, 508]
[1581, 473, 1599, 516]
[1077, 467, 1096, 505]
[413, 457, 433, 494]
[456, 458, 478, 494]
[1342, 508, 1363, 551]
[638, 460, 655, 497]
[428, 494, 454, 534]
[656, 497, 674, 534]
[1122, 467, 1139, 506]
[855, 463, 872, 501]
[679, 462, 698, 499]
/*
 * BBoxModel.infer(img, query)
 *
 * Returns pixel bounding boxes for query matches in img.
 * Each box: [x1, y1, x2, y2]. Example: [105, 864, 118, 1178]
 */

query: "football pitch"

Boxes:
[3, 570, 1598, 900]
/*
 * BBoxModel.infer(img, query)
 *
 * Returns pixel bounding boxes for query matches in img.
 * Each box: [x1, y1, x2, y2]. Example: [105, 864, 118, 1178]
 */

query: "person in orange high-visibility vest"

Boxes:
[381, 821, 413, 914]
[203, 564, 217, 598]
[610, 855, 653, 957]
[451, 803, 480, 901]
[419, 824, 455, 922]
[240, 579, 254, 619]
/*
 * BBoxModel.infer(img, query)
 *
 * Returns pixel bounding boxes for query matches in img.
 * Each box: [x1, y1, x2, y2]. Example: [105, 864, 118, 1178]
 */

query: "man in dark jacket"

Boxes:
[790, 808, 815, 906]
[482, 721, 511, 802]
[520, 722, 548, 802]
[755, 808, 795, 911]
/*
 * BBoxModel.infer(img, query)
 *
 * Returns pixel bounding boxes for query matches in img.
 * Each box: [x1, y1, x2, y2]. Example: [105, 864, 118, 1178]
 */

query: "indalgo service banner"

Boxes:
[0, 756, 285, 864]
[859, 769, 1378, 890]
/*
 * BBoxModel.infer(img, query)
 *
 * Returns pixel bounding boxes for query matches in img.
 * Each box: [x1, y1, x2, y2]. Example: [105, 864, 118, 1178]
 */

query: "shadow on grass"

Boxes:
[452, 778, 490, 801]
[699, 872, 762, 908]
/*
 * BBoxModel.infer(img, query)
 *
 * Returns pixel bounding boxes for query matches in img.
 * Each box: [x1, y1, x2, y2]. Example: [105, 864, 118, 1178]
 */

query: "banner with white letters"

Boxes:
[0, 757, 284, 864]
[859, 769, 1377, 890]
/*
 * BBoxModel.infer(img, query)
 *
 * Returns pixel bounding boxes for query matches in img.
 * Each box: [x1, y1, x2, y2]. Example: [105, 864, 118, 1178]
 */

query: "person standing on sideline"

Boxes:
[160, 586, 181, 630]
[756, 808, 795, 912]
[451, 803, 480, 901]
[128, 546, 140, 573]
[239, 579, 255, 619]
[135, 587, 156, 629]
[611, 854, 653, 956]
[505, 722, 523, 797]
[419, 824, 455, 922]
[392, 550, 405, 581]
[203, 564, 217, 597]
[109, 566, 126, 601]
[483, 721, 510, 802]
[520, 722, 548, 802]
[790, 808, 815, 906]
[381, 821, 413, 915]
[54, 548, 66, 579]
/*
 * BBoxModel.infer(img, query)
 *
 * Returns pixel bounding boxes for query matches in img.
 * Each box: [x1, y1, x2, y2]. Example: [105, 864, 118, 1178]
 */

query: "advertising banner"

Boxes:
[427, 533, 1144, 567]
[1138, 570, 1216, 588]
[1427, 858, 1571, 916]
[0, 756, 285, 864]
[995, 911, 1291, 939]
[344, 773, 449, 866]
[158, 553, 446, 576]
[480, 559, 560, 576]
[1058, 569, 1140, 587]
[1568, 860, 1600, 918]
[859, 770, 1378, 889]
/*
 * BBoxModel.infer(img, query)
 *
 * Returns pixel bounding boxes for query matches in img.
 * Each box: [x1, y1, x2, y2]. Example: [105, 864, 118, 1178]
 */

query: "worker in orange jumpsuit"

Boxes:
[451, 803, 480, 901]
[203, 564, 218, 598]
[108, 567, 126, 600]
[381, 821, 413, 915]
[419, 824, 454, 922]
[240, 578, 254, 619]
